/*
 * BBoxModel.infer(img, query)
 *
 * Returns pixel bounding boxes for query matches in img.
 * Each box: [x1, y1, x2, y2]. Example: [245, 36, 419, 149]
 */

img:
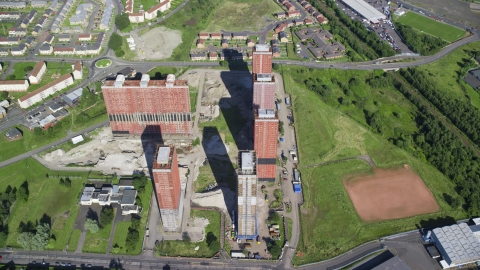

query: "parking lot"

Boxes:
[335, 0, 413, 54]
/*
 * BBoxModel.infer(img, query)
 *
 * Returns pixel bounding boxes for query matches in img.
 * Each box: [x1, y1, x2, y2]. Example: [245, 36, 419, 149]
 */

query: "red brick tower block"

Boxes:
[102, 74, 192, 136]
[252, 44, 273, 75]
[252, 73, 276, 110]
[253, 109, 279, 181]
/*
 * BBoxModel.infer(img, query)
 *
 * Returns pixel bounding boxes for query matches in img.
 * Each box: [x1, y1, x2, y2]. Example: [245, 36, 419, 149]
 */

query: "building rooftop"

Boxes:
[156, 146, 170, 164]
[121, 189, 137, 205]
[432, 223, 480, 266]
[255, 73, 273, 82]
[5, 128, 22, 140]
[103, 75, 188, 87]
[255, 44, 270, 52]
[153, 144, 174, 169]
[371, 256, 412, 270]
[241, 152, 254, 171]
[30, 61, 45, 78]
[342, 0, 386, 22]
[258, 109, 276, 119]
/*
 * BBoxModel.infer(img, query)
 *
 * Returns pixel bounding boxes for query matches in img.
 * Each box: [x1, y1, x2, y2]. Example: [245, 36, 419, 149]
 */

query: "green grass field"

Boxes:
[0, 158, 89, 249]
[10, 62, 35, 80]
[83, 222, 113, 253]
[204, 0, 283, 32]
[194, 159, 236, 192]
[111, 184, 152, 255]
[396, 12, 465, 42]
[156, 209, 221, 257]
[50, 206, 80, 250]
[95, 59, 112, 68]
[416, 41, 480, 102]
[281, 68, 466, 265]
[67, 229, 81, 252]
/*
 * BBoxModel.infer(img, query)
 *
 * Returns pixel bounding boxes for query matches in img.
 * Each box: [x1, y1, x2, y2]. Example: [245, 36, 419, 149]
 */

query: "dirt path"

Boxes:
[391, 72, 480, 157]
[302, 154, 376, 169]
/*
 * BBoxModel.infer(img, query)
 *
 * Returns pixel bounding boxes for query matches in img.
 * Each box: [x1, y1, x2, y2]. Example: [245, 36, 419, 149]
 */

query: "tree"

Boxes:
[17, 181, 29, 202]
[31, 223, 50, 250]
[272, 63, 280, 70]
[157, 10, 163, 18]
[100, 207, 114, 227]
[220, 61, 228, 68]
[64, 177, 71, 188]
[0, 91, 8, 100]
[115, 49, 125, 57]
[24, 66, 33, 72]
[6, 75, 15, 80]
[115, 13, 130, 31]
[133, 174, 148, 192]
[125, 228, 139, 251]
[130, 216, 141, 230]
[17, 232, 34, 250]
[206, 232, 220, 251]
[84, 218, 99, 234]
[108, 32, 123, 51]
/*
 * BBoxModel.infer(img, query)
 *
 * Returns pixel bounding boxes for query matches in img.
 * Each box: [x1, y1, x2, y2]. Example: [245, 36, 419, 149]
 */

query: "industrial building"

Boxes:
[252, 44, 273, 74]
[102, 74, 192, 136]
[252, 73, 276, 111]
[431, 223, 480, 268]
[237, 151, 258, 240]
[254, 109, 279, 181]
[341, 0, 386, 23]
[152, 145, 184, 232]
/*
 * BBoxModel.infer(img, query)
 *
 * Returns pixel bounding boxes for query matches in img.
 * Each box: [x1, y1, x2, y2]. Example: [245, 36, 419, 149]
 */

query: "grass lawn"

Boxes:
[156, 209, 221, 257]
[282, 67, 466, 265]
[190, 90, 197, 112]
[83, 222, 113, 253]
[466, 86, 480, 109]
[396, 12, 465, 42]
[416, 41, 480, 102]
[95, 59, 112, 68]
[0, 158, 90, 249]
[67, 229, 81, 252]
[199, 105, 247, 147]
[146, 66, 178, 79]
[111, 184, 153, 255]
[194, 159, 236, 192]
[50, 205, 80, 251]
[204, 0, 283, 32]
[10, 62, 35, 80]
[286, 217, 293, 241]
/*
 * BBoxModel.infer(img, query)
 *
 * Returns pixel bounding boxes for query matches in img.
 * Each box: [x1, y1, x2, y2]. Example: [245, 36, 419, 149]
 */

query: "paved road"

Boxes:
[0, 120, 108, 168]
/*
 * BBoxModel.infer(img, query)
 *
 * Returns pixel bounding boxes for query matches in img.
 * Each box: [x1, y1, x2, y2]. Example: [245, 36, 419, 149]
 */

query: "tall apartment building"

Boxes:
[252, 44, 273, 74]
[253, 109, 278, 181]
[152, 144, 184, 232]
[102, 74, 192, 136]
[237, 151, 258, 240]
[252, 73, 276, 110]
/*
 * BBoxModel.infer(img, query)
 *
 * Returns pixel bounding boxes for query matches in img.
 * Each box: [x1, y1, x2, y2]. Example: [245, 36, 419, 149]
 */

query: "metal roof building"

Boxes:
[431, 223, 480, 268]
[341, 0, 386, 23]
[237, 151, 258, 240]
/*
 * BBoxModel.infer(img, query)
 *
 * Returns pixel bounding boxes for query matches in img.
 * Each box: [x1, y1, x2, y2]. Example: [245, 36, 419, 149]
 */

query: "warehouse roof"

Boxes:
[342, 0, 386, 23]
[432, 223, 480, 266]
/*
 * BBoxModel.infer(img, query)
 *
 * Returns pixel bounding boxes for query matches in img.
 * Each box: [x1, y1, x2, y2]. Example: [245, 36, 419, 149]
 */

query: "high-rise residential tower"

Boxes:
[252, 73, 276, 111]
[152, 144, 184, 232]
[102, 74, 192, 136]
[253, 109, 278, 181]
[237, 151, 258, 240]
[251, 44, 273, 75]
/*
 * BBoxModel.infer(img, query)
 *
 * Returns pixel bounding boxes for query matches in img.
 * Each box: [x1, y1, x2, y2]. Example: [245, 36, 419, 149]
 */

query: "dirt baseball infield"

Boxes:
[343, 167, 439, 222]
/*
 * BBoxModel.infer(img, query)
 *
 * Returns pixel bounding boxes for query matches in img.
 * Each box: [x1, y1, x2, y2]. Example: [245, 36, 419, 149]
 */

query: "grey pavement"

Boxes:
[75, 231, 87, 254]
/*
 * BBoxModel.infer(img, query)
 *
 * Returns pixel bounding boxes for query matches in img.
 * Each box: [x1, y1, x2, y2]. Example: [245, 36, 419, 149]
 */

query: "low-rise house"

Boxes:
[196, 39, 205, 48]
[128, 12, 144, 23]
[271, 39, 279, 47]
[61, 26, 71, 33]
[0, 80, 29, 92]
[190, 53, 206, 61]
[8, 28, 26, 36]
[75, 45, 86, 55]
[210, 33, 221, 40]
[86, 44, 101, 55]
[0, 12, 21, 20]
[275, 12, 286, 19]
[25, 37, 35, 48]
[78, 33, 91, 42]
[19, 74, 74, 108]
[39, 43, 53, 55]
[222, 33, 232, 40]
[0, 48, 9, 56]
[287, 10, 301, 18]
[316, 14, 328, 24]
[293, 20, 303, 26]
[37, 16, 47, 27]
[44, 8, 53, 17]
[198, 32, 209, 39]
[145, 0, 171, 20]
[274, 22, 288, 33]
[208, 52, 218, 61]
[221, 38, 229, 48]
[32, 25, 42, 36]
[72, 61, 83, 80]
[284, 2, 295, 11]
[125, 0, 133, 13]
[31, 1, 47, 7]
[232, 32, 247, 40]
[272, 46, 281, 57]
[0, 36, 19, 45]
[11, 44, 26, 56]
[53, 47, 75, 55]
[279, 31, 288, 42]
[28, 61, 47, 84]
[44, 34, 54, 44]
[246, 39, 255, 47]
[0, 2, 26, 9]
[58, 34, 71, 42]
[304, 18, 314, 25]
[72, 26, 82, 33]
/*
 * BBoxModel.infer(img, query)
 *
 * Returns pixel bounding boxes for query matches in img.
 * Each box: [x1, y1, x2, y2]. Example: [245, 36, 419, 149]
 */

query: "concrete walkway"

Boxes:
[75, 231, 87, 254]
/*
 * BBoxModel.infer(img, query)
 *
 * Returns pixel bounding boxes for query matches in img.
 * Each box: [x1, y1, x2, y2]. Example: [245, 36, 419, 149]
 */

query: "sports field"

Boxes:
[396, 12, 465, 42]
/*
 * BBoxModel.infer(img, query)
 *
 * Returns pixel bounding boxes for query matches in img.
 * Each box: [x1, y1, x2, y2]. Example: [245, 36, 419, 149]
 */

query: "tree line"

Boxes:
[400, 68, 480, 145]
[394, 24, 447, 55]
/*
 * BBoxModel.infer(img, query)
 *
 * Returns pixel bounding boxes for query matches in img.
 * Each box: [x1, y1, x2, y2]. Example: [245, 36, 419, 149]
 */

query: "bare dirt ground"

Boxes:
[406, 0, 480, 27]
[133, 26, 182, 60]
[186, 217, 209, 243]
[343, 167, 439, 221]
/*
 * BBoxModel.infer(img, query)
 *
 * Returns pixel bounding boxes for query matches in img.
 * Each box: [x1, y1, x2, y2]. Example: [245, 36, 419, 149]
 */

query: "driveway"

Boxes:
[106, 204, 131, 254]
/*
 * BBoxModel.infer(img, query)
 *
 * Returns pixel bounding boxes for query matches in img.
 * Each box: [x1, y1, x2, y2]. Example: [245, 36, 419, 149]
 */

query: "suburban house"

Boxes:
[221, 39, 229, 48]
[44, 34, 54, 44]
[190, 53, 207, 61]
[296, 28, 344, 59]
[232, 32, 247, 40]
[0, 37, 19, 45]
[0, 12, 21, 20]
[196, 39, 205, 48]
[0, 2, 26, 9]
[58, 34, 71, 42]
[100, 0, 114, 29]
[275, 12, 286, 19]
[72, 61, 83, 80]
[284, 2, 295, 11]
[28, 61, 47, 84]
[272, 46, 281, 57]
[304, 18, 314, 25]
[25, 36, 35, 48]
[287, 10, 301, 18]
[37, 16, 47, 27]
[208, 52, 218, 61]
[125, 0, 133, 13]
[31, 1, 47, 7]
[128, 12, 144, 23]
[145, 0, 171, 20]
[39, 43, 53, 55]
[0, 80, 29, 92]
[32, 25, 42, 36]
[222, 33, 232, 40]
[274, 22, 288, 33]
[8, 28, 27, 36]
[198, 32, 209, 39]
[247, 39, 255, 47]
[279, 31, 288, 42]
[11, 44, 26, 56]
[316, 14, 328, 24]
[18, 74, 74, 108]
[0, 48, 9, 56]
[53, 47, 75, 55]
[210, 33, 221, 40]
[271, 39, 280, 47]
[78, 34, 92, 42]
